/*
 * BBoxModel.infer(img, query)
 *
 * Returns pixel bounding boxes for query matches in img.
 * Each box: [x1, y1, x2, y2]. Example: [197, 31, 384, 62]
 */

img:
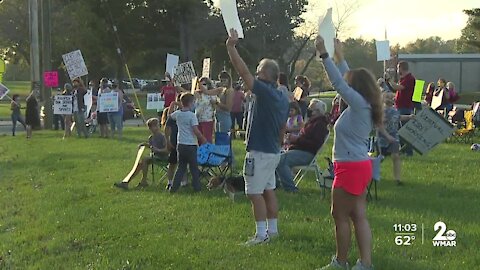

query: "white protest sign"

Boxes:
[0, 83, 10, 100]
[191, 76, 198, 94]
[220, 0, 244, 38]
[166, 53, 179, 77]
[202, 58, 211, 78]
[174, 61, 197, 85]
[318, 8, 335, 58]
[293, 87, 303, 101]
[98, 92, 119, 113]
[54, 95, 73, 115]
[62, 50, 88, 80]
[146, 93, 165, 110]
[84, 89, 93, 117]
[431, 89, 444, 110]
[398, 108, 454, 155]
[375, 40, 391, 61]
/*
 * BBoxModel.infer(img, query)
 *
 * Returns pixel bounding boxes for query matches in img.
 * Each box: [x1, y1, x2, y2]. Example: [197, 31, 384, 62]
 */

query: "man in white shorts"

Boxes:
[226, 29, 289, 246]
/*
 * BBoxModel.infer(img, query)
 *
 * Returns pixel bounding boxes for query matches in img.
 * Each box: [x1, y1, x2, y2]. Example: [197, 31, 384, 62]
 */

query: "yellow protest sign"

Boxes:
[412, 80, 425, 102]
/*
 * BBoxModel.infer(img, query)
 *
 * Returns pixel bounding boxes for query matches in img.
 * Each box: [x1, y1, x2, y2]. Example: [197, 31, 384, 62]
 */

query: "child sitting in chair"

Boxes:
[114, 118, 168, 189]
[377, 92, 414, 186]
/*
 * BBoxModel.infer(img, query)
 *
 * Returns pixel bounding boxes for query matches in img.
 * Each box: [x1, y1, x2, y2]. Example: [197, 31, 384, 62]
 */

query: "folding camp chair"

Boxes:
[198, 132, 233, 182]
[292, 132, 331, 197]
[451, 110, 475, 144]
[150, 152, 169, 184]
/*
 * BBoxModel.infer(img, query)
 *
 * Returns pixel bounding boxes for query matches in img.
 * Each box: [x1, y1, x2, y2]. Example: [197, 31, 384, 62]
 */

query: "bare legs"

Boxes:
[26, 125, 32, 139]
[63, 116, 72, 139]
[331, 188, 372, 267]
[392, 153, 402, 183]
[122, 157, 151, 184]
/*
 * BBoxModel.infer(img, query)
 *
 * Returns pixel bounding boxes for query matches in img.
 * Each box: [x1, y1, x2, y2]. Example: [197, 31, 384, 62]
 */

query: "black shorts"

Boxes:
[168, 147, 178, 164]
[97, 112, 109, 125]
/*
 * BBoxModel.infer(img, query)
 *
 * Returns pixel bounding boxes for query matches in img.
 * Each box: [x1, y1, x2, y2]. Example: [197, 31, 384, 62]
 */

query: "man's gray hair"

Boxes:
[258, 58, 280, 82]
[309, 98, 327, 115]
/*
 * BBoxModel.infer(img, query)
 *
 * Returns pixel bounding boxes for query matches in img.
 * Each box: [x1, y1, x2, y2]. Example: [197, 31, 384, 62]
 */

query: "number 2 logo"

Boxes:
[433, 221, 456, 241]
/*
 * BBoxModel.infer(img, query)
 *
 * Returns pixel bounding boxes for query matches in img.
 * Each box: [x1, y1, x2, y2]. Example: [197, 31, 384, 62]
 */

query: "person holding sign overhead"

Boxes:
[72, 77, 89, 138]
[226, 28, 289, 246]
[294, 75, 311, 119]
[316, 37, 380, 270]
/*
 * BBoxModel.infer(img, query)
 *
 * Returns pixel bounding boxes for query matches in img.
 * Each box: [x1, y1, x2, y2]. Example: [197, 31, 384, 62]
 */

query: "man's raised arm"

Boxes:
[226, 28, 255, 91]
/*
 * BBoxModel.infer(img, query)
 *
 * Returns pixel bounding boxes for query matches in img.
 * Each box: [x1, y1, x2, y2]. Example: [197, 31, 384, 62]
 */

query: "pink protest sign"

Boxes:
[43, 71, 59, 87]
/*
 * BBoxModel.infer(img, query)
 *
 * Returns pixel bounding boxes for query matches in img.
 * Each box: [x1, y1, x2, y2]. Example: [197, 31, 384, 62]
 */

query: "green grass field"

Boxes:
[1, 128, 479, 269]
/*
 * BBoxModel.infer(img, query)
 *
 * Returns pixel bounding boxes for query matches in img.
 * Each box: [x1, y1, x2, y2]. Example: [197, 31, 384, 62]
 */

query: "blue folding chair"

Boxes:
[197, 132, 233, 181]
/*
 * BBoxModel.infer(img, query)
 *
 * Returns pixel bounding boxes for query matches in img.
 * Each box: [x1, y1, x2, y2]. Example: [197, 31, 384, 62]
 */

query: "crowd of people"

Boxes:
[10, 26, 461, 270]
[110, 29, 425, 270]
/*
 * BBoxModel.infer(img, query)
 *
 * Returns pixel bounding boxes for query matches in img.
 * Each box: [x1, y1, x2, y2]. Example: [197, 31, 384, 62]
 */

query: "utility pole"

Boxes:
[28, 0, 41, 124]
[40, 0, 52, 129]
[29, 0, 41, 94]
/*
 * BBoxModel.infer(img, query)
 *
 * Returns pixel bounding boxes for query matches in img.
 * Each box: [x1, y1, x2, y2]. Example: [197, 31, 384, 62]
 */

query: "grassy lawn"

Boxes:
[1, 128, 479, 269]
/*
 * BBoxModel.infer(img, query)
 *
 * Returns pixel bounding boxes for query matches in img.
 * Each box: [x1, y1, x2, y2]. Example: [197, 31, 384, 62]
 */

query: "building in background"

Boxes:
[398, 54, 480, 93]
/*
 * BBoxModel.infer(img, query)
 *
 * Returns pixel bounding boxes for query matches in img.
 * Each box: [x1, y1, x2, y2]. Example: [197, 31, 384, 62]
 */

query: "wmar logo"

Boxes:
[432, 221, 456, 247]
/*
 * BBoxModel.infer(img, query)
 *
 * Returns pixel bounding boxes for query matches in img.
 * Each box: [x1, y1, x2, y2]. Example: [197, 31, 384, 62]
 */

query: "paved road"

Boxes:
[0, 119, 144, 136]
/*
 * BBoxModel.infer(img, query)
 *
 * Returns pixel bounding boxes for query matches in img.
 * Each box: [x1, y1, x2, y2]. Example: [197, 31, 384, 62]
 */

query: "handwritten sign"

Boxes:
[293, 87, 303, 101]
[146, 93, 165, 110]
[98, 92, 119, 113]
[54, 95, 73, 115]
[62, 50, 88, 80]
[43, 71, 59, 87]
[0, 83, 10, 100]
[166, 53, 179, 77]
[220, 0, 244, 38]
[191, 76, 198, 94]
[318, 8, 335, 58]
[398, 108, 453, 155]
[202, 58, 211, 78]
[375, 40, 390, 61]
[174, 61, 196, 85]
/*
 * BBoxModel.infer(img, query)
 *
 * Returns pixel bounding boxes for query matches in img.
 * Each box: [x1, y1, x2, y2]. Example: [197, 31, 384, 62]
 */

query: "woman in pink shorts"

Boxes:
[316, 37, 382, 270]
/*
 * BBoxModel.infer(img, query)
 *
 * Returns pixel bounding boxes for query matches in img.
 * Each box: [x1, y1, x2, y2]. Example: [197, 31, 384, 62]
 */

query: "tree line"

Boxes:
[0, 0, 478, 88]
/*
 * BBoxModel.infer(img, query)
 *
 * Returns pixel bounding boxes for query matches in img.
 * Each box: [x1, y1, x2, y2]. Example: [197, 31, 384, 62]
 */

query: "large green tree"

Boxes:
[457, 8, 480, 53]
[400, 37, 457, 54]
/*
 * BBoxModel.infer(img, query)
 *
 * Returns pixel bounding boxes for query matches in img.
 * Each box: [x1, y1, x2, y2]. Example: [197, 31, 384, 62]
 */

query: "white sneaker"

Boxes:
[243, 235, 270, 246]
[267, 231, 279, 239]
[351, 259, 373, 270]
[318, 256, 350, 270]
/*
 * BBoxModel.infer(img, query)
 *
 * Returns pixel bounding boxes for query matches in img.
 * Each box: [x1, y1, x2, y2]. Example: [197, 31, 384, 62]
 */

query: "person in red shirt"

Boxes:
[389, 61, 416, 156]
[160, 73, 178, 108]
